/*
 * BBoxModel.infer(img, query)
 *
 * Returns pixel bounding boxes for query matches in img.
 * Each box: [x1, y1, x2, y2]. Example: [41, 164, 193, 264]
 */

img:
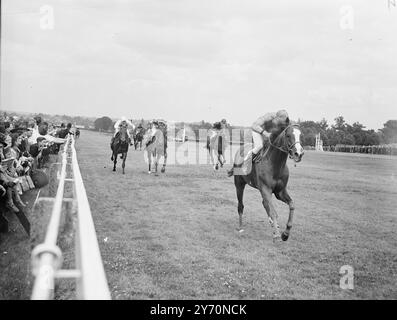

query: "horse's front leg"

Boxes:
[235, 176, 246, 232]
[260, 187, 281, 242]
[113, 153, 117, 172]
[122, 153, 127, 174]
[275, 188, 294, 241]
[210, 149, 218, 170]
[148, 154, 152, 174]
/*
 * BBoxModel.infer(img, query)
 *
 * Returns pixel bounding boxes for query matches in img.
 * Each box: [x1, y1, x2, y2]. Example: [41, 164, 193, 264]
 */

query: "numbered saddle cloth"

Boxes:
[232, 143, 253, 176]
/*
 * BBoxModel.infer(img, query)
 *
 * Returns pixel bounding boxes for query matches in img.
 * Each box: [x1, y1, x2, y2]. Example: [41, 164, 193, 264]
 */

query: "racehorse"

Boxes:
[110, 125, 130, 174]
[206, 129, 227, 170]
[143, 123, 168, 175]
[133, 127, 145, 150]
[227, 124, 304, 242]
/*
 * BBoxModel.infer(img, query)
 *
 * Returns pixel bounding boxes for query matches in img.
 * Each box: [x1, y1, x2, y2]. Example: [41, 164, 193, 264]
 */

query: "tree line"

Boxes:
[93, 115, 397, 147]
[298, 117, 397, 146]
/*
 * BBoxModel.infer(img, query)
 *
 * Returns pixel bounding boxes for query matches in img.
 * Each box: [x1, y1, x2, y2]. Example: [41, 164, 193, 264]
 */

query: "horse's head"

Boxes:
[120, 122, 128, 132]
[270, 124, 304, 162]
[284, 125, 304, 162]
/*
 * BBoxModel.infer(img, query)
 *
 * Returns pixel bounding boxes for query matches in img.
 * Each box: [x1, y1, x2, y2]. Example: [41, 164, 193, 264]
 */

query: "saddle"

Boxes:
[231, 141, 270, 176]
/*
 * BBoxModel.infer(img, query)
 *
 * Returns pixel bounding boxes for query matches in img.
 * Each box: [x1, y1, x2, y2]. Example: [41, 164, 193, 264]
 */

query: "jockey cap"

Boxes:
[275, 110, 290, 125]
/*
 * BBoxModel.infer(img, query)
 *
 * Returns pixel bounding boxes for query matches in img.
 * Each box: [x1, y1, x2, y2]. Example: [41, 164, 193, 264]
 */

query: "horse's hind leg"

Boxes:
[219, 153, 225, 167]
[235, 176, 246, 232]
[154, 154, 159, 176]
[161, 152, 167, 173]
[275, 188, 294, 241]
[211, 150, 218, 170]
[208, 148, 216, 169]
[260, 187, 282, 242]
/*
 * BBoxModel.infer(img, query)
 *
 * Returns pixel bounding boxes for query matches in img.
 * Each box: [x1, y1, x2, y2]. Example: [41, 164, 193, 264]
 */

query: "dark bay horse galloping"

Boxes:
[110, 126, 130, 174]
[133, 127, 145, 150]
[228, 124, 304, 242]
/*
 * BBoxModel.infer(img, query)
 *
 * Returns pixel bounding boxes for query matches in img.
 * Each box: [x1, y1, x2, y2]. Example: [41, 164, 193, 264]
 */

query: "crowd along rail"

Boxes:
[31, 134, 111, 300]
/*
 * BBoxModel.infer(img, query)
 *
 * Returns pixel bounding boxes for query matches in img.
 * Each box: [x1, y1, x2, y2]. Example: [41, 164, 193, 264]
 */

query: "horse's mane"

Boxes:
[270, 124, 287, 143]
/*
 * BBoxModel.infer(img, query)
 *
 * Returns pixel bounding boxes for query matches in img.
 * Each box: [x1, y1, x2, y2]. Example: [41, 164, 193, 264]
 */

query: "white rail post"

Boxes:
[31, 136, 71, 300]
[31, 135, 111, 300]
[70, 136, 111, 299]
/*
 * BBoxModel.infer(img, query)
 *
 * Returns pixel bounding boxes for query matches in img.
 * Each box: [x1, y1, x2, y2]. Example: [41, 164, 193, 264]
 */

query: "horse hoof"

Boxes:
[281, 232, 289, 241]
[238, 228, 244, 233]
[148, 171, 151, 174]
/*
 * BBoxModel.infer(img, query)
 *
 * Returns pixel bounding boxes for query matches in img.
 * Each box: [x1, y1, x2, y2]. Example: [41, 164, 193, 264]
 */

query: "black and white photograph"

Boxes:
[0, 0, 396, 307]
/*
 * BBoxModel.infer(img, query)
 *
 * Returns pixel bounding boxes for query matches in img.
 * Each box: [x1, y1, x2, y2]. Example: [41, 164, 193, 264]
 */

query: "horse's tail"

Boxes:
[218, 135, 223, 155]
[206, 136, 210, 151]
[227, 168, 234, 177]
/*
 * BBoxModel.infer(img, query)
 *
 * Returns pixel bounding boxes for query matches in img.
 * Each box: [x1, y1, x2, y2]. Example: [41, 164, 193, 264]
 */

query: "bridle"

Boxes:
[268, 124, 301, 158]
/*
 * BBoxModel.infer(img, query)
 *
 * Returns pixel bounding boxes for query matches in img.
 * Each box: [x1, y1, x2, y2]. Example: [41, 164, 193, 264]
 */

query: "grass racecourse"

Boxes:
[73, 130, 397, 300]
[1, 129, 396, 299]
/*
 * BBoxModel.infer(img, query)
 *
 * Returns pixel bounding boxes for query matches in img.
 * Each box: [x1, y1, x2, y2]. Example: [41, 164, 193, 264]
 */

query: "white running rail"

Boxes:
[31, 135, 111, 300]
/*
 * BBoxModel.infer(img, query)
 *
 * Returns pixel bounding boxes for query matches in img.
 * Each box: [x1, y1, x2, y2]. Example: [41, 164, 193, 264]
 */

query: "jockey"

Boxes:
[210, 118, 228, 139]
[245, 110, 290, 162]
[113, 116, 134, 142]
[146, 120, 168, 147]
[144, 120, 156, 147]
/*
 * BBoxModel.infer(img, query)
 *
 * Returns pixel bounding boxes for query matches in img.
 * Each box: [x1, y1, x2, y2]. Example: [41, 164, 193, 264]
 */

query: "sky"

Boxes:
[1, 0, 396, 130]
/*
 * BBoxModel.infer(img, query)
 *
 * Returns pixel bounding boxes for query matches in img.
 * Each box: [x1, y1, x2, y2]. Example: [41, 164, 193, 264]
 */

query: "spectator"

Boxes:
[28, 121, 66, 145]
[0, 135, 24, 212]
[56, 123, 73, 139]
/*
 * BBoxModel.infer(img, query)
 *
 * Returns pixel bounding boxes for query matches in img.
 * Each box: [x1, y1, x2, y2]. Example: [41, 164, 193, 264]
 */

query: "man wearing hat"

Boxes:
[244, 110, 290, 162]
[0, 133, 9, 161]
